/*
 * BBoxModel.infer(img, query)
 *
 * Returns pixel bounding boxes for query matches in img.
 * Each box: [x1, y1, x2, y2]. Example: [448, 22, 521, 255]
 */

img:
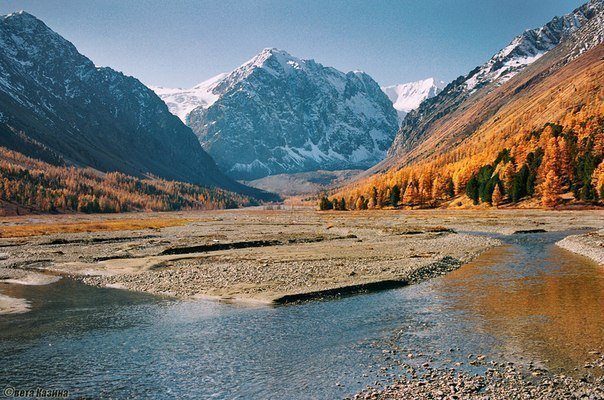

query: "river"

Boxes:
[1, 230, 603, 399]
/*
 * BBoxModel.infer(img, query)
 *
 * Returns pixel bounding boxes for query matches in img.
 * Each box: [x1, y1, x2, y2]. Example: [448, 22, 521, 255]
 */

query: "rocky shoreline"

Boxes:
[352, 354, 604, 399]
[556, 229, 604, 265]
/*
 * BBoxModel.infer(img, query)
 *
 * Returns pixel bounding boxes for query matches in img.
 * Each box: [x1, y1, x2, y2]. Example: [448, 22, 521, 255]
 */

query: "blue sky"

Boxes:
[0, 0, 587, 88]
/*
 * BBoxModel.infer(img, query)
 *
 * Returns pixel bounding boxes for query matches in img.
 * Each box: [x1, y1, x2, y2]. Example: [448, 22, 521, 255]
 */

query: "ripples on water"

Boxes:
[0, 231, 603, 399]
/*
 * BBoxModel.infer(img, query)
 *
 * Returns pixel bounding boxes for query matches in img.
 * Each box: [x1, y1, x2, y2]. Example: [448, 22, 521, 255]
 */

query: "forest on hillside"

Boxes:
[325, 113, 604, 211]
[327, 41, 604, 212]
[0, 147, 257, 215]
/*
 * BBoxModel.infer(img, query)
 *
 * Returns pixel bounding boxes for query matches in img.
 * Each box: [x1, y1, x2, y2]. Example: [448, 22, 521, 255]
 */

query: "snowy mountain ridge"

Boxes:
[151, 49, 323, 123]
[150, 73, 226, 122]
[463, 0, 604, 92]
[381, 78, 445, 121]
[156, 48, 399, 180]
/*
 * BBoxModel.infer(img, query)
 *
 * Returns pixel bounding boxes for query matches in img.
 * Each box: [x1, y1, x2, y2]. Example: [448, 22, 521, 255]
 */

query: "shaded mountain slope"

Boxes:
[0, 11, 272, 200]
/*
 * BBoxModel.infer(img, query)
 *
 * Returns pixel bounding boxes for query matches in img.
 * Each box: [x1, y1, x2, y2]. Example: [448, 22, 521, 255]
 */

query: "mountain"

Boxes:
[383, 0, 604, 168]
[150, 73, 227, 122]
[381, 78, 445, 122]
[333, 0, 604, 209]
[0, 11, 269, 200]
[245, 169, 363, 197]
[155, 48, 399, 180]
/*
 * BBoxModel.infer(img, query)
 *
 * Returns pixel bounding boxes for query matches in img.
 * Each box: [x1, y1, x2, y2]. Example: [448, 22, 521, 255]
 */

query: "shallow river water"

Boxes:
[1, 230, 603, 399]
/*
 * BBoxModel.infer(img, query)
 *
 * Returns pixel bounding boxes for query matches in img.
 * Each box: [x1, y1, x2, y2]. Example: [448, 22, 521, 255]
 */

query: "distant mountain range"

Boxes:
[154, 48, 399, 180]
[0, 11, 270, 201]
[381, 78, 445, 122]
[155, 74, 443, 127]
[151, 66, 445, 180]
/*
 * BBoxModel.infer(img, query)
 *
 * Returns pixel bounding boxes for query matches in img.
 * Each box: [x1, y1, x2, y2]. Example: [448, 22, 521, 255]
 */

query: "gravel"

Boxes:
[556, 229, 604, 265]
[79, 231, 498, 302]
[353, 354, 604, 400]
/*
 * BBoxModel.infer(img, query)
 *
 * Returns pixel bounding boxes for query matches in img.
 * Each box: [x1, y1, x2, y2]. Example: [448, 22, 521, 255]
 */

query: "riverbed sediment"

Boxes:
[0, 209, 602, 308]
[556, 229, 604, 265]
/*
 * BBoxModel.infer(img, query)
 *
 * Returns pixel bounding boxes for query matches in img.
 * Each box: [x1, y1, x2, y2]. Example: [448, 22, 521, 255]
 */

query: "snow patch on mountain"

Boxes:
[381, 78, 445, 121]
[150, 72, 227, 122]
[464, 0, 604, 92]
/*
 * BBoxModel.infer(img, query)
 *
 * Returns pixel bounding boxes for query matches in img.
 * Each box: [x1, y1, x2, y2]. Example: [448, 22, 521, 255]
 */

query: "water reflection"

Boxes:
[434, 233, 604, 374]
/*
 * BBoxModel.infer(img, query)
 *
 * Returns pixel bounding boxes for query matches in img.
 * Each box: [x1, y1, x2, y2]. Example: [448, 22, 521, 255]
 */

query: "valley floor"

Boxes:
[0, 208, 602, 312]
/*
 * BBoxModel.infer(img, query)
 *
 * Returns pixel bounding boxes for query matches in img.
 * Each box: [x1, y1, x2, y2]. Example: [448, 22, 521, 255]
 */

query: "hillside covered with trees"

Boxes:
[326, 44, 604, 210]
[0, 147, 258, 216]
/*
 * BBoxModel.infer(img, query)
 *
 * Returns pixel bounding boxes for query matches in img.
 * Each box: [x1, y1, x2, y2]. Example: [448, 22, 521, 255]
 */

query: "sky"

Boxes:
[0, 0, 587, 88]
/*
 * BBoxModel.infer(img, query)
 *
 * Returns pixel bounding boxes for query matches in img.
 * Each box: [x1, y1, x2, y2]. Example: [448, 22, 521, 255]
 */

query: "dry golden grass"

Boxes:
[0, 218, 190, 238]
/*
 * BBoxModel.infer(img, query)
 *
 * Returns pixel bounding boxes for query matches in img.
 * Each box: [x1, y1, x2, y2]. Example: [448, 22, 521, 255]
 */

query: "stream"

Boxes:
[1, 230, 603, 399]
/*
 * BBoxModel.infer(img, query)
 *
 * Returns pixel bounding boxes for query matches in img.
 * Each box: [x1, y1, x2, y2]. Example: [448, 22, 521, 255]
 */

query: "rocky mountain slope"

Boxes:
[334, 0, 604, 209]
[382, 0, 604, 169]
[0, 11, 269, 199]
[381, 78, 444, 122]
[155, 48, 399, 180]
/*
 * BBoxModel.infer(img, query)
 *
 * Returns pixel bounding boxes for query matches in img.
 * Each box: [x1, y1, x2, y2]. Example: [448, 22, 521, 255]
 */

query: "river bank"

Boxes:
[1, 209, 602, 309]
[353, 354, 604, 400]
[1, 209, 505, 306]
[556, 229, 604, 265]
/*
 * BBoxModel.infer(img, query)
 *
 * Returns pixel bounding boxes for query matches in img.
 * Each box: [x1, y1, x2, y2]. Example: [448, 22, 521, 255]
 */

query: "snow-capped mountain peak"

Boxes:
[245, 47, 303, 72]
[213, 48, 311, 87]
[156, 48, 399, 180]
[151, 48, 307, 122]
[150, 72, 227, 122]
[381, 78, 445, 121]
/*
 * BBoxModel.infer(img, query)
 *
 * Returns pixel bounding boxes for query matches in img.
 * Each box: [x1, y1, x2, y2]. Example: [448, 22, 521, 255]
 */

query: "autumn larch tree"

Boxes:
[492, 184, 503, 206]
[541, 170, 563, 208]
